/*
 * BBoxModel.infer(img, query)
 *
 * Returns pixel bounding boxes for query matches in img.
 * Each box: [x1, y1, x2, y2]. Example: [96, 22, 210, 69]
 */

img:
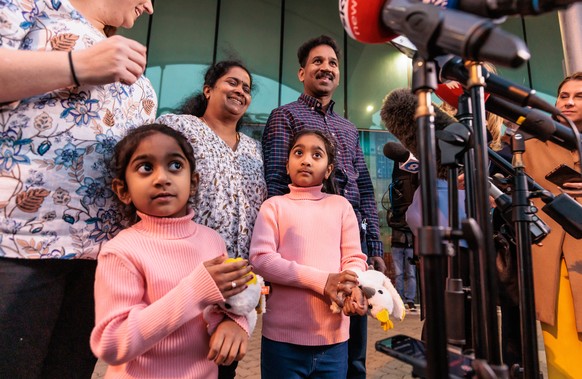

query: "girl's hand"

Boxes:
[208, 319, 248, 366]
[324, 270, 359, 306]
[204, 256, 253, 298]
[342, 286, 368, 316]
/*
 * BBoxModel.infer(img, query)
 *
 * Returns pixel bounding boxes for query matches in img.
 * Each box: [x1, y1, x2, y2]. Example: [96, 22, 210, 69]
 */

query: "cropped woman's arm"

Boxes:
[0, 36, 147, 103]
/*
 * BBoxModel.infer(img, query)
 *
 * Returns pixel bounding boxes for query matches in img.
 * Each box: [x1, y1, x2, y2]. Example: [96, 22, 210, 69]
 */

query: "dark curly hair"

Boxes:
[297, 35, 341, 68]
[110, 123, 196, 225]
[381, 88, 456, 180]
[288, 129, 337, 194]
[177, 60, 254, 130]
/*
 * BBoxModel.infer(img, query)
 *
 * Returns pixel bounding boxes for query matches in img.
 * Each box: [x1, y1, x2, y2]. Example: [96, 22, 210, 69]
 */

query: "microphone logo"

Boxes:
[339, 0, 360, 39]
[422, 0, 449, 6]
[399, 155, 420, 173]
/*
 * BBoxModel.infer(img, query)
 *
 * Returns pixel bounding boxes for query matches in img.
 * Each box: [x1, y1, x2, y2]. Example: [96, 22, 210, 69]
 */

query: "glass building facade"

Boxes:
[120, 0, 565, 250]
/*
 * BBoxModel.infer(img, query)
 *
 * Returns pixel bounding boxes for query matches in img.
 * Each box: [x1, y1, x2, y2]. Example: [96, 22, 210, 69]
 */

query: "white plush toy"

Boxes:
[331, 269, 406, 331]
[218, 258, 267, 334]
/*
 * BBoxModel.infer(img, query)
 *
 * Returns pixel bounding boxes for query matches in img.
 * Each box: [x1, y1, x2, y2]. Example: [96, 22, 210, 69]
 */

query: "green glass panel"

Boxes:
[282, 0, 346, 111]
[217, 0, 282, 124]
[346, 42, 411, 130]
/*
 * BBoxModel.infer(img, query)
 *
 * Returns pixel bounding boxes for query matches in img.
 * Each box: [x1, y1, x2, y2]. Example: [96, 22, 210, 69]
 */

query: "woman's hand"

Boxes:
[0, 35, 147, 102]
[324, 270, 359, 307]
[207, 319, 248, 366]
[204, 256, 253, 299]
[560, 182, 582, 197]
[73, 35, 147, 86]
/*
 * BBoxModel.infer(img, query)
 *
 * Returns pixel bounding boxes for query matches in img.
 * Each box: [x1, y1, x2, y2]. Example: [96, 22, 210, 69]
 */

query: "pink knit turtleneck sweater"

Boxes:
[91, 210, 249, 378]
[249, 185, 368, 345]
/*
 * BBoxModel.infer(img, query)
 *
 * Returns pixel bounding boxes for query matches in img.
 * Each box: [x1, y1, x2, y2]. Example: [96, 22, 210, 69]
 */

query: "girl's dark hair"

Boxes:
[177, 60, 254, 130]
[110, 123, 196, 224]
[288, 129, 337, 194]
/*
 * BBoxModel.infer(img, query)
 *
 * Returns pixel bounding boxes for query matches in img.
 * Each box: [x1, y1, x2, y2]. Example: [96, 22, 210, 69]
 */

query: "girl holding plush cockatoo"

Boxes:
[91, 124, 254, 378]
[250, 129, 370, 378]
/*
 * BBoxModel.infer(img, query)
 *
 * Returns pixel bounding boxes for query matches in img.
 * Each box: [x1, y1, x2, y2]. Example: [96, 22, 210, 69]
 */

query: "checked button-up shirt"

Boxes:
[262, 93, 384, 258]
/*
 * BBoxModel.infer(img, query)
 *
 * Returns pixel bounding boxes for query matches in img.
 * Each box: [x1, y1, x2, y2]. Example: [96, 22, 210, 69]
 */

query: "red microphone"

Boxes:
[338, 0, 530, 68]
[339, 0, 397, 43]
[435, 81, 490, 109]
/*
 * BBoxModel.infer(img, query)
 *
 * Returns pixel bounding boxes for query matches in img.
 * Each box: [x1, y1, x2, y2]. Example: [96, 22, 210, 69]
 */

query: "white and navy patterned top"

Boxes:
[156, 114, 267, 259]
[0, 0, 157, 259]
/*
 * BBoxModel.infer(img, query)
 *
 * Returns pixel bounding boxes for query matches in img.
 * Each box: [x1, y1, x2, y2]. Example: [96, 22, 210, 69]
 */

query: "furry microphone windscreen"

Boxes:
[380, 88, 458, 158]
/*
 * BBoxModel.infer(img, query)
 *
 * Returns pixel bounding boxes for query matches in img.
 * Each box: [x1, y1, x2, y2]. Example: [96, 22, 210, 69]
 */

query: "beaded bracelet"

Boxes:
[68, 50, 81, 87]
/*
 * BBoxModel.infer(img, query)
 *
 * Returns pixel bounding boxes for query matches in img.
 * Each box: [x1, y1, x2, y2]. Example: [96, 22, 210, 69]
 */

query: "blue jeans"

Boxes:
[261, 337, 348, 379]
[346, 234, 369, 378]
[391, 246, 417, 303]
[347, 315, 367, 378]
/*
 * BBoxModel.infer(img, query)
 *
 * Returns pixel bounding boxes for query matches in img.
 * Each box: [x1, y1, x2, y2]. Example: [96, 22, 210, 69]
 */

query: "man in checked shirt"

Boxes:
[262, 34, 385, 379]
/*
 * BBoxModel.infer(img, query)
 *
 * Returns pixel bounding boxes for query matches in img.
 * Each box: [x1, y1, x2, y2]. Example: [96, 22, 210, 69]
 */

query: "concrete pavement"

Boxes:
[93, 310, 426, 378]
[92, 308, 548, 378]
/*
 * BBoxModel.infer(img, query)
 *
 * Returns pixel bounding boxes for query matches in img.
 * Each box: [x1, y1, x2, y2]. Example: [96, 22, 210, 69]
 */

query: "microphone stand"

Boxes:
[410, 58, 509, 379]
[411, 54, 450, 379]
[508, 134, 542, 379]
[455, 93, 481, 357]
[436, 116, 472, 350]
[489, 148, 582, 240]
[464, 61, 508, 378]
[458, 109, 545, 377]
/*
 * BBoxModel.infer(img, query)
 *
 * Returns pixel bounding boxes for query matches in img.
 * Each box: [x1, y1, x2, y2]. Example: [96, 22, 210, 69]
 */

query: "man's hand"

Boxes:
[368, 256, 387, 275]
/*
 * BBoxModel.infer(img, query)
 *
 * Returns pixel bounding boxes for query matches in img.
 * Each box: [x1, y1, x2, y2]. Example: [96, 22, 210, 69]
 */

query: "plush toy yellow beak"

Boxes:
[376, 309, 394, 331]
[246, 272, 257, 285]
[224, 257, 257, 285]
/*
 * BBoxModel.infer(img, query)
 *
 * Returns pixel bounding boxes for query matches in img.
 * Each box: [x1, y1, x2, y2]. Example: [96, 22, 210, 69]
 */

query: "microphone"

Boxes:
[489, 141, 582, 239]
[489, 179, 550, 244]
[436, 55, 558, 115]
[384, 142, 420, 173]
[383, 141, 410, 161]
[381, 88, 458, 156]
[339, 0, 530, 67]
[485, 95, 581, 151]
[439, 0, 582, 18]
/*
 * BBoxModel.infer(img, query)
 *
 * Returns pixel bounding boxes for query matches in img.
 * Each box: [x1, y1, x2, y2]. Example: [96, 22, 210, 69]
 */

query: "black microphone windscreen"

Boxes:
[381, 88, 457, 157]
[383, 142, 410, 161]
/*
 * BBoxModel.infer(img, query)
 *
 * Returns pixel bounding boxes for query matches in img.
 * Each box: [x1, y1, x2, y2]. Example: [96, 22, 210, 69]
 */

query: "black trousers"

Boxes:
[0, 258, 98, 379]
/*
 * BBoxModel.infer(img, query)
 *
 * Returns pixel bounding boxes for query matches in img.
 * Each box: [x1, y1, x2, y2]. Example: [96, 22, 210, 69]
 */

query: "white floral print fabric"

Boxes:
[0, 0, 157, 259]
[156, 114, 267, 259]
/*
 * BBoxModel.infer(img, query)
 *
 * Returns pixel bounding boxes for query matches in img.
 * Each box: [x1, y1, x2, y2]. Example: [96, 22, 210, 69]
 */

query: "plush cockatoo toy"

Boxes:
[218, 258, 267, 333]
[331, 269, 406, 331]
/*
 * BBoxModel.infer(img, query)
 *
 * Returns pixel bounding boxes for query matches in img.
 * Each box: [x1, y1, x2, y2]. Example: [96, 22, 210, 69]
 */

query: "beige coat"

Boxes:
[522, 139, 582, 332]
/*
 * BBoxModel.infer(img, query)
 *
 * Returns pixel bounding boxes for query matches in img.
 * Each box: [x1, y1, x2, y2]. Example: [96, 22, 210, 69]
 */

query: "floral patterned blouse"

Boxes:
[0, 0, 157, 259]
[156, 114, 267, 259]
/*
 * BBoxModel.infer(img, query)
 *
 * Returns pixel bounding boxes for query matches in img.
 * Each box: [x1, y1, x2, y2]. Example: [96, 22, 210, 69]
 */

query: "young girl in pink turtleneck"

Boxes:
[249, 129, 368, 378]
[90, 124, 254, 378]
